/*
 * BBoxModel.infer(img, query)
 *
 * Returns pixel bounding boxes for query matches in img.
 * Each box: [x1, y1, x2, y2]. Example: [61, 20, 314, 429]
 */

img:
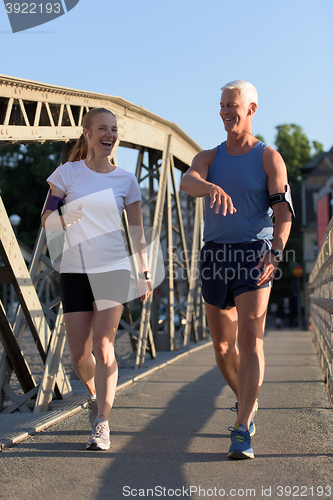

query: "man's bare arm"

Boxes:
[256, 147, 292, 286]
[180, 149, 236, 216]
[265, 147, 292, 253]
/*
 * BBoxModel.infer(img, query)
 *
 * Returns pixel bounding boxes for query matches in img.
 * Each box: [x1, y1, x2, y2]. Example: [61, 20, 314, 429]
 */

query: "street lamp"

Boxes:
[9, 214, 21, 237]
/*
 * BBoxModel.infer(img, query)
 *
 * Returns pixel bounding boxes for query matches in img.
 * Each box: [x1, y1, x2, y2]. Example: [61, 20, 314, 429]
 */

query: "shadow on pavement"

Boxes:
[96, 363, 228, 498]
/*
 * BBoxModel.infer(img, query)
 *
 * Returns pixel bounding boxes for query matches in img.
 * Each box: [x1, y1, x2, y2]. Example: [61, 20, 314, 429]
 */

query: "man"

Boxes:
[180, 80, 293, 459]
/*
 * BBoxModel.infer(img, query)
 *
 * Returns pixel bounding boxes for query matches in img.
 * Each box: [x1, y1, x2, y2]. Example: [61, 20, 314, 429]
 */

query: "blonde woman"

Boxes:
[41, 108, 151, 450]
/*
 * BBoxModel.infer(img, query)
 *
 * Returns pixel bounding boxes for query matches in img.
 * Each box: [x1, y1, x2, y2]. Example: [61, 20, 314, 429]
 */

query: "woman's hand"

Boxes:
[63, 204, 84, 227]
[138, 277, 152, 302]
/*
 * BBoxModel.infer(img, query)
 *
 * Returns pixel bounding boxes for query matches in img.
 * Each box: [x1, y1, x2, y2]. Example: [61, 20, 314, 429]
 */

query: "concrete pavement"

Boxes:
[0, 329, 332, 500]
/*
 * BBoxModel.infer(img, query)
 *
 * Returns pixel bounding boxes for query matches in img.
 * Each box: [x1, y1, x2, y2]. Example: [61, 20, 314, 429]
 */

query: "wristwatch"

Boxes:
[269, 249, 283, 261]
[138, 270, 152, 280]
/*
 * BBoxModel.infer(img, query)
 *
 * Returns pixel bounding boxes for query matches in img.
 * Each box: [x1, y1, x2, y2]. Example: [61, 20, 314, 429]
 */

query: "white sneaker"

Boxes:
[86, 418, 111, 450]
[86, 394, 98, 427]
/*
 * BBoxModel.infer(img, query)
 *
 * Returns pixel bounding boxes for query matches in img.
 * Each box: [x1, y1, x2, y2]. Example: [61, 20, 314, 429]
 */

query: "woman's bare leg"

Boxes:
[92, 301, 124, 420]
[64, 311, 96, 396]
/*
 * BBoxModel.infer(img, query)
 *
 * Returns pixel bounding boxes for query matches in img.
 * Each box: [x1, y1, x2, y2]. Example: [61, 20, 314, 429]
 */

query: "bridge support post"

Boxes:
[0, 201, 72, 413]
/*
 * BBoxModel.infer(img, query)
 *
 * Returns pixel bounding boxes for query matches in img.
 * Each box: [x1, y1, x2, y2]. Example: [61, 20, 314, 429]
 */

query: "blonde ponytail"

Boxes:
[68, 133, 88, 162]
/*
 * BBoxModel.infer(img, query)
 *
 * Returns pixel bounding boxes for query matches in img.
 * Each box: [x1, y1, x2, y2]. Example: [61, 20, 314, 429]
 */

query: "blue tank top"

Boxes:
[203, 141, 273, 244]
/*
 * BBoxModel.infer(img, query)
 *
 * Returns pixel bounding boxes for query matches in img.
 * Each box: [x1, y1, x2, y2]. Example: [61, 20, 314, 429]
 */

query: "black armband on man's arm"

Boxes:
[269, 184, 295, 217]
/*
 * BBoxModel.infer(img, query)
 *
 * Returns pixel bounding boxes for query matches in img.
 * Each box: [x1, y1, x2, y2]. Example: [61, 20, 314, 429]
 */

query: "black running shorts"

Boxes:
[200, 240, 272, 310]
[60, 270, 131, 313]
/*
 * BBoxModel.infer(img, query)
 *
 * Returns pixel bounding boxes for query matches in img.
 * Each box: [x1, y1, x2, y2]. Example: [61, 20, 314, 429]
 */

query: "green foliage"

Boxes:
[255, 133, 265, 143]
[312, 140, 324, 156]
[275, 124, 311, 186]
[275, 124, 324, 187]
[0, 142, 62, 248]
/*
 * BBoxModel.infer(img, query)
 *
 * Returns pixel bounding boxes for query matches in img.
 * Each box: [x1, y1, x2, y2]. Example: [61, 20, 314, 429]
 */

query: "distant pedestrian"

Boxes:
[275, 317, 282, 329]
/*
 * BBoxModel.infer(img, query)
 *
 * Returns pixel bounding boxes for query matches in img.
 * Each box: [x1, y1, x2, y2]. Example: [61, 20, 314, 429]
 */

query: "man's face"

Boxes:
[219, 89, 249, 133]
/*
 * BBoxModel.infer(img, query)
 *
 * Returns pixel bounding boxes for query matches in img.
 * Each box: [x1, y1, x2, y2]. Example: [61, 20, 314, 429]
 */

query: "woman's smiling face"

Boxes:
[84, 112, 118, 158]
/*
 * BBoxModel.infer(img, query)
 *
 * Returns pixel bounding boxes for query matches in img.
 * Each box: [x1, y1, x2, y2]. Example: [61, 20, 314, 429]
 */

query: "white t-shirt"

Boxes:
[47, 160, 141, 274]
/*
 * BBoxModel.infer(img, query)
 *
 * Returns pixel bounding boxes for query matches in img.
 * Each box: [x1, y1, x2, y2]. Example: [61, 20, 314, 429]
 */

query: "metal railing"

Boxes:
[308, 218, 333, 403]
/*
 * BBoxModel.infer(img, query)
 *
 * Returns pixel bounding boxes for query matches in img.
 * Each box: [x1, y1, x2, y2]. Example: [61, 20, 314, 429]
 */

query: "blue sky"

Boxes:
[1, 0, 332, 160]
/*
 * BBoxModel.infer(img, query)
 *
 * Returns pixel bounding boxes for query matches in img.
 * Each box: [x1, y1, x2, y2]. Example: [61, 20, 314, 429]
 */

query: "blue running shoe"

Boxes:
[230, 401, 258, 437]
[228, 425, 254, 459]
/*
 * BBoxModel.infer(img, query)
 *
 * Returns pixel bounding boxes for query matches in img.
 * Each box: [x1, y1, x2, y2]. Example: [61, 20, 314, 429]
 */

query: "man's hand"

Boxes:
[255, 252, 280, 287]
[209, 185, 237, 216]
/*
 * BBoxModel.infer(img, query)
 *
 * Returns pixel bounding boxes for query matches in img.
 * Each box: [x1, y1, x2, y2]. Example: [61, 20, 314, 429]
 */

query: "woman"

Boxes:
[41, 107, 152, 451]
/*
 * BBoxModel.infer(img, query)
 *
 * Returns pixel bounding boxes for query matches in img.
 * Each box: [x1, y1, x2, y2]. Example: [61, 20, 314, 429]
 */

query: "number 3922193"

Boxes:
[5, 3, 61, 14]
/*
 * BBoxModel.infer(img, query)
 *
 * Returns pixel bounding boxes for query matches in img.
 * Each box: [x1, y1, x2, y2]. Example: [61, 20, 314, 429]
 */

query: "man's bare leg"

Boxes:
[205, 302, 239, 396]
[234, 287, 271, 430]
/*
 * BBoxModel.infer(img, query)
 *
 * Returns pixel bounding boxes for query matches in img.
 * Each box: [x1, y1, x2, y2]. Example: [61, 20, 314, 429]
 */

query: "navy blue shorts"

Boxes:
[200, 240, 272, 310]
[60, 270, 131, 313]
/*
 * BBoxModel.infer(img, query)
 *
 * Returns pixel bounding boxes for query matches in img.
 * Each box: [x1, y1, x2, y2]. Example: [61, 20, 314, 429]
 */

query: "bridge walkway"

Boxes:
[0, 328, 332, 500]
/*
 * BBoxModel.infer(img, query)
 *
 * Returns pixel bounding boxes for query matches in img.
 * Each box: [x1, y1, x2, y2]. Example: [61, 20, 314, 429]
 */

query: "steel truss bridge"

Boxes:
[0, 75, 207, 414]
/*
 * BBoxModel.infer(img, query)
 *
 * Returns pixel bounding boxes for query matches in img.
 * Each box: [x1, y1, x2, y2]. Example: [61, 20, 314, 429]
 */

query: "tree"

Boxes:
[275, 124, 323, 187]
[0, 142, 62, 248]
[312, 140, 324, 156]
[255, 133, 265, 143]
